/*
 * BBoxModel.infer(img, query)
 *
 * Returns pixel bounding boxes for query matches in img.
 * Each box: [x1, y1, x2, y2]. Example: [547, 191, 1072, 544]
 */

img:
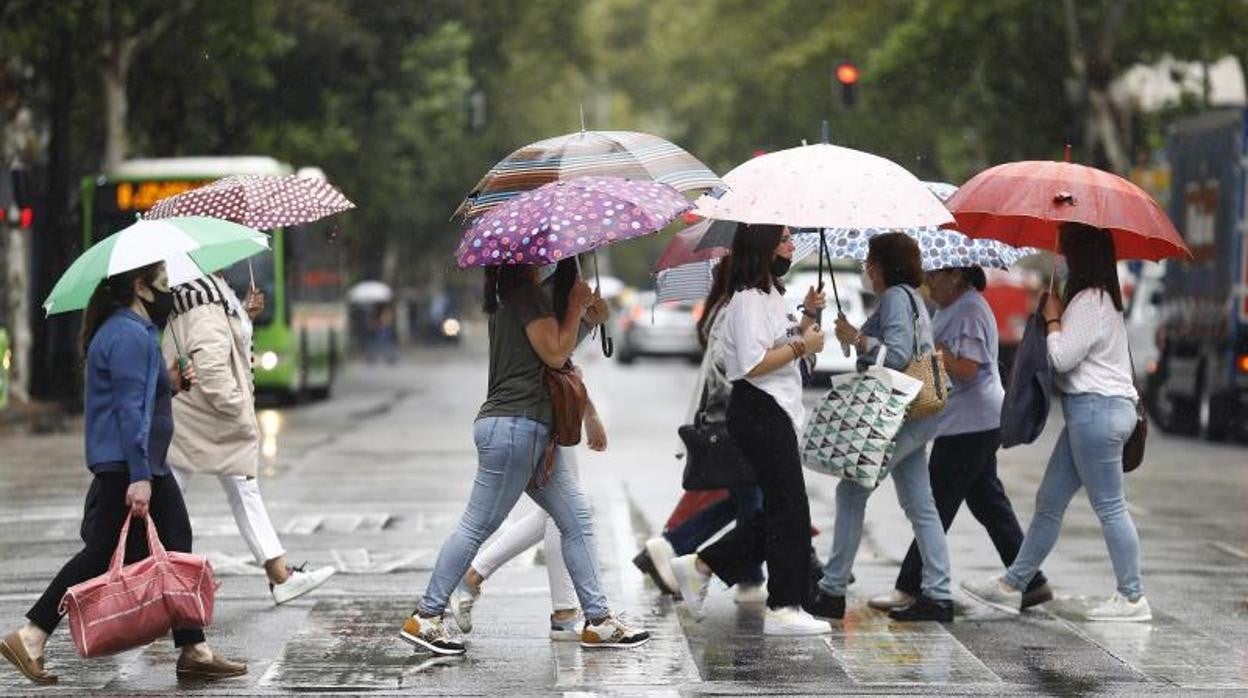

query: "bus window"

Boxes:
[220, 255, 276, 326]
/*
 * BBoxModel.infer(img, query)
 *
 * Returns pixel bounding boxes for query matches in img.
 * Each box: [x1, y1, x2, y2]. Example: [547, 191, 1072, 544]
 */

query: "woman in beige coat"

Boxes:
[163, 273, 334, 604]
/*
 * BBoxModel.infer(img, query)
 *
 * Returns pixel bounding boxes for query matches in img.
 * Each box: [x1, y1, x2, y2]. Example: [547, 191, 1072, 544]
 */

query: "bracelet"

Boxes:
[1045, 318, 1061, 327]
[790, 340, 806, 360]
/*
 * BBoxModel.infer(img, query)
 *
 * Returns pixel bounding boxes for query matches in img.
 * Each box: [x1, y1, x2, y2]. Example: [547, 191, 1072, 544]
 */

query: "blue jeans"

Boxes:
[418, 416, 609, 619]
[664, 487, 764, 585]
[1005, 393, 1142, 598]
[821, 415, 951, 600]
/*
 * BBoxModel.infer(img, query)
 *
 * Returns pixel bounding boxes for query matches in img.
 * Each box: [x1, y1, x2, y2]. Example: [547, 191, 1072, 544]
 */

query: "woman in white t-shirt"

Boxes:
[668, 224, 833, 636]
[963, 222, 1150, 623]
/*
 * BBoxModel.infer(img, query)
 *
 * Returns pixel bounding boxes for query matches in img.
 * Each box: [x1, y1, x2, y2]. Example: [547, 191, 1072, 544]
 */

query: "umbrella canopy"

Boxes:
[944, 158, 1188, 261]
[654, 234, 823, 303]
[455, 177, 691, 268]
[145, 174, 355, 230]
[347, 280, 393, 304]
[691, 143, 953, 230]
[454, 130, 721, 220]
[819, 182, 1038, 271]
[43, 217, 269, 315]
[652, 219, 734, 273]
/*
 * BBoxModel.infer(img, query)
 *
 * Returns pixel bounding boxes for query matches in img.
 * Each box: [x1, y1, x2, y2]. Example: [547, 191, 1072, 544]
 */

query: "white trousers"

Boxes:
[471, 448, 580, 612]
[172, 466, 287, 564]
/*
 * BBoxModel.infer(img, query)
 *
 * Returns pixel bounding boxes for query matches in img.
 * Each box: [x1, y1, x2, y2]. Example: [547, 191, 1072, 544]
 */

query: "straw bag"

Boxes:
[60, 513, 216, 658]
[801, 346, 923, 490]
[900, 288, 949, 421]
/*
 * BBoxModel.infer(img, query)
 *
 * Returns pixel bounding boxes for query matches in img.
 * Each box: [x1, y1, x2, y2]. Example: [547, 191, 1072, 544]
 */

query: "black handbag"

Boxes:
[678, 418, 756, 491]
[1123, 348, 1147, 473]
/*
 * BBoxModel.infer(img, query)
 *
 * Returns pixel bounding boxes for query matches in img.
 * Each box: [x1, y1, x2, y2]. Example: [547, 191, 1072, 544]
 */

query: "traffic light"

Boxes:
[835, 61, 860, 108]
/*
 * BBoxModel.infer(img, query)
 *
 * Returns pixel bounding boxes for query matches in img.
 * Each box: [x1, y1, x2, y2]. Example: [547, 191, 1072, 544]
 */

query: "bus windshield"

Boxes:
[220, 255, 276, 326]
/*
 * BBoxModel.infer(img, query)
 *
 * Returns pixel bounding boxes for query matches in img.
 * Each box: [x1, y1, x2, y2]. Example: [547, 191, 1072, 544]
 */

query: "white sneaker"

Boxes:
[448, 580, 481, 633]
[961, 576, 1022, 615]
[867, 589, 914, 611]
[549, 610, 584, 641]
[271, 565, 336, 605]
[1087, 592, 1152, 623]
[579, 614, 651, 649]
[670, 554, 710, 620]
[644, 537, 680, 595]
[764, 606, 831, 636]
[734, 583, 767, 605]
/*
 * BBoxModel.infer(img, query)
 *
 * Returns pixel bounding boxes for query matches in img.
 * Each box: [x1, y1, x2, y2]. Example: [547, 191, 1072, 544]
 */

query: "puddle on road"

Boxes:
[826, 607, 1001, 686]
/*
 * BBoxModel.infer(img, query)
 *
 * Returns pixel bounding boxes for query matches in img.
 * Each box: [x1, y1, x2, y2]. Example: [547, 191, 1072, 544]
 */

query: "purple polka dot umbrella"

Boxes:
[455, 176, 692, 269]
[144, 174, 355, 230]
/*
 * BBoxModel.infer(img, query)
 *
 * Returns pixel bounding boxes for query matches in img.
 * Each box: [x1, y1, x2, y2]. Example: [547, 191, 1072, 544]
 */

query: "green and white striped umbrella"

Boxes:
[43, 216, 269, 315]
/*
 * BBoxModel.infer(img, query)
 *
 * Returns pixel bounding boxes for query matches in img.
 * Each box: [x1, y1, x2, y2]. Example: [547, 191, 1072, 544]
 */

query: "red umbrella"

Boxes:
[944, 150, 1189, 261]
[651, 219, 728, 273]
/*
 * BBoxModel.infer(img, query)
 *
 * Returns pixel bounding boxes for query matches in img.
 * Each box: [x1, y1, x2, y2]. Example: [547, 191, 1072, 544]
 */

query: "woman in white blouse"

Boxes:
[963, 222, 1150, 622]
[668, 224, 832, 636]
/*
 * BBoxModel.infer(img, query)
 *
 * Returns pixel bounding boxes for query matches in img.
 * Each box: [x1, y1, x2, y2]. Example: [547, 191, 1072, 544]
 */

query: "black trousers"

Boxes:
[895, 428, 1047, 595]
[28, 472, 205, 648]
[700, 381, 812, 609]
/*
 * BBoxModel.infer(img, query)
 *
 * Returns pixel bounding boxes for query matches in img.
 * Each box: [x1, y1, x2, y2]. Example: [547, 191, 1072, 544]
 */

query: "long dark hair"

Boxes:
[1060, 222, 1122, 311]
[727, 223, 785, 295]
[80, 262, 163, 357]
[482, 265, 532, 314]
[867, 232, 923, 288]
[548, 258, 579, 320]
[697, 254, 733, 348]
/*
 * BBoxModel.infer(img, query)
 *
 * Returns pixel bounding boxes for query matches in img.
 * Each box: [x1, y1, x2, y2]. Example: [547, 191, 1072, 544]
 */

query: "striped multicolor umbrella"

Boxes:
[454, 130, 721, 220]
[43, 217, 269, 315]
[655, 233, 822, 304]
[145, 174, 355, 230]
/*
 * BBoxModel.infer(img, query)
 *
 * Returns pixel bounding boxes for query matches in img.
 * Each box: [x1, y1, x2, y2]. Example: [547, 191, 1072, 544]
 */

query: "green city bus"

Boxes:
[81, 156, 346, 400]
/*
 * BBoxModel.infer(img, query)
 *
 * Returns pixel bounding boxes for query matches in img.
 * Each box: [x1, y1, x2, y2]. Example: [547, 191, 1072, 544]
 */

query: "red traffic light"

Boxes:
[18, 207, 33, 230]
[835, 62, 860, 86]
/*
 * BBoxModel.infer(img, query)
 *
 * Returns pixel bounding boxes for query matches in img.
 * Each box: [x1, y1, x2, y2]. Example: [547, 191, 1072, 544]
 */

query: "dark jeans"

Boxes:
[700, 381, 813, 609]
[664, 486, 764, 585]
[895, 428, 1047, 595]
[28, 472, 206, 648]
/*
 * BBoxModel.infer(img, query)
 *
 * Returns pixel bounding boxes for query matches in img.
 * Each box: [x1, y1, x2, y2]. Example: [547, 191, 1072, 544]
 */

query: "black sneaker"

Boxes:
[804, 587, 846, 620]
[632, 550, 675, 595]
[1022, 582, 1054, 610]
[888, 594, 953, 622]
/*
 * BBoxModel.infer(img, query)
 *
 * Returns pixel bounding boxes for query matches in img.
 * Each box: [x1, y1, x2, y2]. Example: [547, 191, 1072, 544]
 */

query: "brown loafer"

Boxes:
[176, 651, 247, 680]
[0, 631, 57, 685]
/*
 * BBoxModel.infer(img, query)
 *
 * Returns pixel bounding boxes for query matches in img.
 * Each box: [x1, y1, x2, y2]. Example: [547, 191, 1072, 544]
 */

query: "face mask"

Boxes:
[536, 263, 559, 284]
[1054, 258, 1069, 283]
[141, 288, 175, 330]
[771, 256, 792, 278]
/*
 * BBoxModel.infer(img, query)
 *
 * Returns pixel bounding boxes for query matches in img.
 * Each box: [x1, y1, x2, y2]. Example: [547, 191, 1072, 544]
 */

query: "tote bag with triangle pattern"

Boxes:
[801, 345, 923, 490]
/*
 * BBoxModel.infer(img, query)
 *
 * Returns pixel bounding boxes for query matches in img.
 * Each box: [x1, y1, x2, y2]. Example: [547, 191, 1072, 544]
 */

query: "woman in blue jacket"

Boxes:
[1, 262, 246, 685]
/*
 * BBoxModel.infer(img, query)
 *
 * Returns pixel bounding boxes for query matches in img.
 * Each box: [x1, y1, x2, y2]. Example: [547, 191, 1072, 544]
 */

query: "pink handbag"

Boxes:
[59, 512, 217, 658]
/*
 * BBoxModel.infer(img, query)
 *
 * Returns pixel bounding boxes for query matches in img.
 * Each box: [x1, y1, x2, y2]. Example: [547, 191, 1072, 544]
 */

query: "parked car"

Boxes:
[615, 291, 702, 365]
[783, 267, 874, 385]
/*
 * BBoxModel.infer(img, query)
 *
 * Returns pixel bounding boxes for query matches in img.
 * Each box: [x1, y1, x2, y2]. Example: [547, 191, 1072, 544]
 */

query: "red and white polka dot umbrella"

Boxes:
[144, 174, 355, 230]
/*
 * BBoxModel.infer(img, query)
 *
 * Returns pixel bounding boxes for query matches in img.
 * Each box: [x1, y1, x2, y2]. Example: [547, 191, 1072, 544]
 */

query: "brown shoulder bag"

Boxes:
[535, 361, 588, 485]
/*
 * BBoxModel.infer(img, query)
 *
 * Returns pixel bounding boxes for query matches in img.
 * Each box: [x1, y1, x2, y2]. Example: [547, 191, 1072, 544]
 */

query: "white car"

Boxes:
[615, 291, 703, 364]
[783, 268, 875, 384]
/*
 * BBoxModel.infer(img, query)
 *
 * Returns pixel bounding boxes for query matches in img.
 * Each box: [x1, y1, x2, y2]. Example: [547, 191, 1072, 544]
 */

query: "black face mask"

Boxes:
[141, 288, 175, 330]
[771, 256, 792, 278]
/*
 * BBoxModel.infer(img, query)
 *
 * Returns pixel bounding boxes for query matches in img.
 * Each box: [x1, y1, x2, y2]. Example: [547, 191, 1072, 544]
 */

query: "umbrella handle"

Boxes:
[815, 232, 851, 357]
[601, 326, 614, 358]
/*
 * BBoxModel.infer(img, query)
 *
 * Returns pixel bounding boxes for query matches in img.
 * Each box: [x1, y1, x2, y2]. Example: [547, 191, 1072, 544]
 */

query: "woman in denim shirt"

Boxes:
[807, 232, 954, 622]
[2, 262, 245, 685]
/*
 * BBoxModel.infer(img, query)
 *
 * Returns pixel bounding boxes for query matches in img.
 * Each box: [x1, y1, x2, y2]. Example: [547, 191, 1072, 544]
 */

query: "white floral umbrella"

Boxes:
[692, 143, 953, 230]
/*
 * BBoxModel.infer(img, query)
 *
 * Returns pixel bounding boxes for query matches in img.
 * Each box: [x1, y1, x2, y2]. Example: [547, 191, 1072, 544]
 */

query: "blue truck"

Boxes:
[1150, 109, 1248, 441]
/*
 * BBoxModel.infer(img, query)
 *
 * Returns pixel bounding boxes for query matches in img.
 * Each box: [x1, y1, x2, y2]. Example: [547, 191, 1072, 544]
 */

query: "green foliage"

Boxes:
[5, 0, 1247, 290]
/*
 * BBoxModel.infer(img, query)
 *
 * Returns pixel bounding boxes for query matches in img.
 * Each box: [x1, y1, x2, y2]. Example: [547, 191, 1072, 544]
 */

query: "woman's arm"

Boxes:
[1046, 293, 1098, 373]
[181, 310, 250, 418]
[746, 324, 825, 377]
[526, 281, 592, 368]
[940, 347, 981, 382]
[108, 331, 159, 483]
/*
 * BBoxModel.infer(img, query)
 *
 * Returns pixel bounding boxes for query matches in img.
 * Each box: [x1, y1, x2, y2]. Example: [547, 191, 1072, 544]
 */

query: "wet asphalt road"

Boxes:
[0, 332, 1246, 695]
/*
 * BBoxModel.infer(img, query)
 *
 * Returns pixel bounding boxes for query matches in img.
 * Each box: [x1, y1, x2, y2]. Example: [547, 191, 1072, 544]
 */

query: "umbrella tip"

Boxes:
[1063, 143, 1072, 162]
[821, 120, 830, 144]
[579, 103, 586, 133]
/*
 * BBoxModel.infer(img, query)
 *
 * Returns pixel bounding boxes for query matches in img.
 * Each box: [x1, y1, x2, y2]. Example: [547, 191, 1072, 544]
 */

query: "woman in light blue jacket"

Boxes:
[808, 232, 953, 622]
